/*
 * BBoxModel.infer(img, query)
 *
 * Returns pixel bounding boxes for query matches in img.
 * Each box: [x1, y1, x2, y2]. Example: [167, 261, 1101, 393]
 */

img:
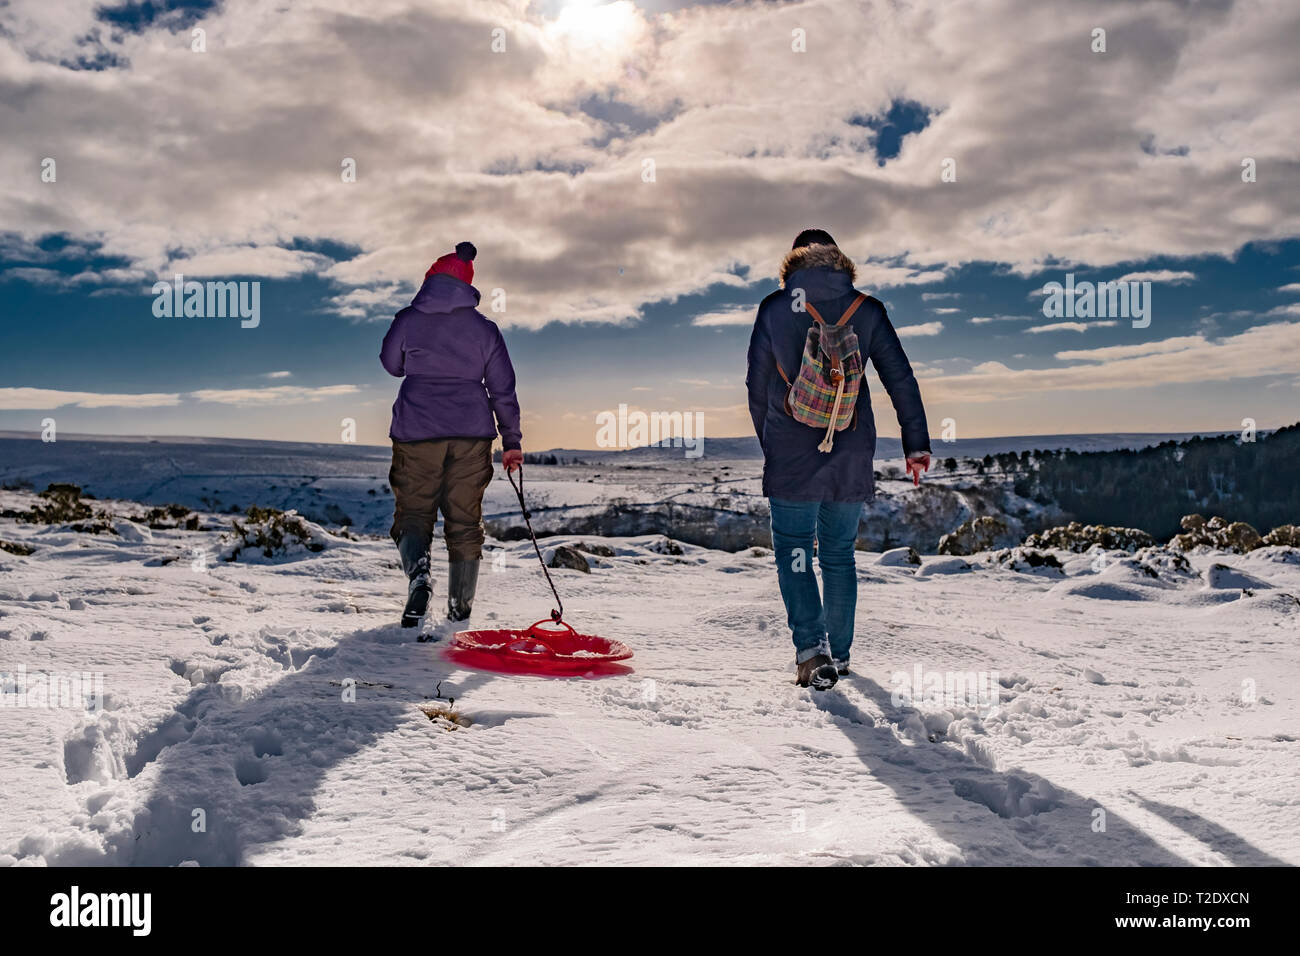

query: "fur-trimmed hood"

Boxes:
[779, 243, 857, 286]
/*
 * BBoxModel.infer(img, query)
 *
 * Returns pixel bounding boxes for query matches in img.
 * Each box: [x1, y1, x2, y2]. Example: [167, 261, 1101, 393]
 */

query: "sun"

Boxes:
[552, 0, 640, 47]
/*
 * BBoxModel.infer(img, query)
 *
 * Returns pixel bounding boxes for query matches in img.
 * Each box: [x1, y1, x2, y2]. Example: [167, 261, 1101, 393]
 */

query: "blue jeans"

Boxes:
[768, 498, 863, 664]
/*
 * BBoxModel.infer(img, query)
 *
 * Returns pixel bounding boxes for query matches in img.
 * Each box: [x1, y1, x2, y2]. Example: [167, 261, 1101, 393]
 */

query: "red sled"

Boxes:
[447, 618, 633, 677]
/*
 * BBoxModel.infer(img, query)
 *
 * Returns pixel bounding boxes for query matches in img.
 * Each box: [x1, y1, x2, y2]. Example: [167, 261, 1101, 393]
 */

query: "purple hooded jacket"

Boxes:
[381, 274, 523, 450]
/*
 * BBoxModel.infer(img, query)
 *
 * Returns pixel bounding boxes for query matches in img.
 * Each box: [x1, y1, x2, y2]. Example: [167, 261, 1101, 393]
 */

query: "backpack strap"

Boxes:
[836, 293, 866, 326]
[803, 293, 866, 327]
[775, 294, 866, 384]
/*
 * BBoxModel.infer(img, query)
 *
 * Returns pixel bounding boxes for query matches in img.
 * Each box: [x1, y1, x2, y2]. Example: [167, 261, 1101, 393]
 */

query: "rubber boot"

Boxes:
[397, 528, 432, 629]
[446, 559, 480, 622]
[396, 532, 432, 579]
[401, 552, 432, 629]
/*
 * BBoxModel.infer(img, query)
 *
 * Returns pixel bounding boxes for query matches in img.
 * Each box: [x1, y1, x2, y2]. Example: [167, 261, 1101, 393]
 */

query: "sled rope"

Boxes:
[506, 463, 564, 622]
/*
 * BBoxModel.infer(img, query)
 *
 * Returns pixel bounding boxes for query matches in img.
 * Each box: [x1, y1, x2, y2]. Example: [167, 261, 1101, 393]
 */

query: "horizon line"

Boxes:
[0, 425, 1253, 454]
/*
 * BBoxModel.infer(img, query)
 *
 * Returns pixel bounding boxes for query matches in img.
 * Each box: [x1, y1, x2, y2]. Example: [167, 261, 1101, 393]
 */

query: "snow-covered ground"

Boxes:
[2, 487, 1297, 866]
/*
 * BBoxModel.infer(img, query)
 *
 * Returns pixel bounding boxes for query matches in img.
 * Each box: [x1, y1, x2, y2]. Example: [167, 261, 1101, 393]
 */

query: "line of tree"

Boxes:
[1012, 423, 1299, 538]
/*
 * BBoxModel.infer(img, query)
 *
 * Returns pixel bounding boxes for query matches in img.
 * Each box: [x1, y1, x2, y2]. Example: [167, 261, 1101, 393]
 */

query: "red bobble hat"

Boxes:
[425, 241, 477, 284]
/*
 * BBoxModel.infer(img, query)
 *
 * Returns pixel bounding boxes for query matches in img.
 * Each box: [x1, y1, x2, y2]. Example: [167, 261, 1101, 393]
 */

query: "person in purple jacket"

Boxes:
[381, 241, 524, 630]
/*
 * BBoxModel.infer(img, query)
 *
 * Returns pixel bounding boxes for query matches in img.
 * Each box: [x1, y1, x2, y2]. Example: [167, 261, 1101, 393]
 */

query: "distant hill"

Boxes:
[0, 429, 1245, 468]
[0, 430, 392, 451]
[533, 430, 1241, 462]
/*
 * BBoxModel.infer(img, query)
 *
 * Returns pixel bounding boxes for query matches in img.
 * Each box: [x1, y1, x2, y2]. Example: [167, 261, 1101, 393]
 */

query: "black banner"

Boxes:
[0, 865, 1285, 942]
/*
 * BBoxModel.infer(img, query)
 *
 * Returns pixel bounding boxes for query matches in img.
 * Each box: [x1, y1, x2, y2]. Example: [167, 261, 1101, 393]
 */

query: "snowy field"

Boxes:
[2, 483, 1297, 866]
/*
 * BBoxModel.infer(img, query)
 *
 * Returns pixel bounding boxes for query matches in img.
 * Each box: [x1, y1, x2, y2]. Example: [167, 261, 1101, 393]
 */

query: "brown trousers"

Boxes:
[389, 438, 494, 564]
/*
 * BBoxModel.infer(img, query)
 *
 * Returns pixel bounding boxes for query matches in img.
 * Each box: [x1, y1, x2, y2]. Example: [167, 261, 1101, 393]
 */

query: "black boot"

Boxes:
[396, 532, 432, 579]
[401, 553, 431, 629]
[446, 559, 480, 622]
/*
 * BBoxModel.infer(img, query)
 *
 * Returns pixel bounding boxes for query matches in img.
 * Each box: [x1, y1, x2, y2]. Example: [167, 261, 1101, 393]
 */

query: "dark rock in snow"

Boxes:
[939, 515, 1011, 555]
[547, 545, 590, 573]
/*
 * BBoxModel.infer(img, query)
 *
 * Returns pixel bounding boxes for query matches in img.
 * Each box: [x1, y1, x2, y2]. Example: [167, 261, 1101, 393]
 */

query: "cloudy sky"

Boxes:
[1, 0, 1298, 450]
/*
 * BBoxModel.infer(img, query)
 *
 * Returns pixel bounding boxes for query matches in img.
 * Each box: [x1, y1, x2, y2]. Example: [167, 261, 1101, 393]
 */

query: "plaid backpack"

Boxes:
[774, 293, 866, 453]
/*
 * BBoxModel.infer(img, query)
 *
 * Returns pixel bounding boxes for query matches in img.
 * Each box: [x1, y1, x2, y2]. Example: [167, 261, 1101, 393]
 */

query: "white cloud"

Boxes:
[896, 320, 944, 337]
[0, 388, 181, 409]
[320, 283, 408, 321]
[1278, 283, 1300, 294]
[263, 370, 293, 379]
[857, 264, 949, 290]
[166, 247, 332, 280]
[0, 266, 147, 289]
[188, 385, 361, 406]
[921, 321, 1300, 404]
[1114, 270, 1196, 284]
[1025, 320, 1119, 334]
[922, 292, 960, 301]
[930, 306, 961, 314]
[1054, 336, 1204, 363]
[1, 267, 67, 286]
[1, 0, 1297, 331]
[692, 306, 754, 327]
[0, 383, 364, 409]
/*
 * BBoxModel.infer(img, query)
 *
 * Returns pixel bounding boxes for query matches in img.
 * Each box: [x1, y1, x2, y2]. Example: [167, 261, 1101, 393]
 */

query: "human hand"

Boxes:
[502, 448, 524, 473]
[905, 453, 931, 487]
